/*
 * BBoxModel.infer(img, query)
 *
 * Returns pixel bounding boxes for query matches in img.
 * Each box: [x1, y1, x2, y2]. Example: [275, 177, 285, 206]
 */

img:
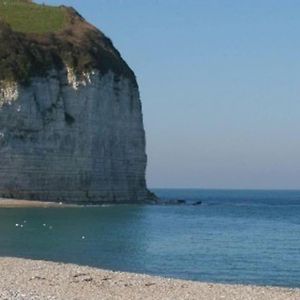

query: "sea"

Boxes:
[0, 189, 299, 288]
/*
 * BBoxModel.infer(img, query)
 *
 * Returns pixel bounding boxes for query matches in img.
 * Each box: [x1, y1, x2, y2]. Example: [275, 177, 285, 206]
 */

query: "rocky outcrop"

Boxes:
[0, 2, 155, 203]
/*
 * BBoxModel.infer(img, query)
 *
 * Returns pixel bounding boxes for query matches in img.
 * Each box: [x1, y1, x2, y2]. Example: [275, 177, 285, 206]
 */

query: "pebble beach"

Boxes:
[0, 257, 299, 300]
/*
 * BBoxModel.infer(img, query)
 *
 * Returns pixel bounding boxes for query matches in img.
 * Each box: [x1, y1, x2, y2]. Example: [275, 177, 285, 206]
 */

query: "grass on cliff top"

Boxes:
[0, 0, 68, 33]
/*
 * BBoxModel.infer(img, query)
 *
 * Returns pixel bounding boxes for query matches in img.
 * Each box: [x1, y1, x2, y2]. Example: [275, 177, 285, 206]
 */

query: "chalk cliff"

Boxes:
[0, 1, 155, 203]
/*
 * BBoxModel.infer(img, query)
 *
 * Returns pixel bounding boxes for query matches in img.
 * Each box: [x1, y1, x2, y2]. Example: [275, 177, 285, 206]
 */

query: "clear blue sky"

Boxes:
[37, 0, 300, 189]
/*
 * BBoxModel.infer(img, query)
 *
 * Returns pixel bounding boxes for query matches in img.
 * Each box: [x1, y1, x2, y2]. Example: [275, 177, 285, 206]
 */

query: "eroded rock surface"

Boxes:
[0, 2, 154, 203]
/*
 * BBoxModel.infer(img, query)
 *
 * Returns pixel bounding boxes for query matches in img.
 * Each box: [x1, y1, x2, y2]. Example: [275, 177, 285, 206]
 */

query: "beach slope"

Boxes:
[0, 257, 299, 300]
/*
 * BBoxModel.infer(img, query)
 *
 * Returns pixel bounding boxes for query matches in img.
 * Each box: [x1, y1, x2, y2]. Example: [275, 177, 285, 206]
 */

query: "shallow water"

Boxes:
[0, 189, 299, 288]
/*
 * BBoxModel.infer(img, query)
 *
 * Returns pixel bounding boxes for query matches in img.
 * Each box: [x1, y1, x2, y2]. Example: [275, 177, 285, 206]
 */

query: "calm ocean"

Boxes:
[0, 189, 299, 288]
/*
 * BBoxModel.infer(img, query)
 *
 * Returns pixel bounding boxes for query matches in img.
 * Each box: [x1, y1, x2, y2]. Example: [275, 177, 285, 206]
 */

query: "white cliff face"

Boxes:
[66, 65, 94, 90]
[0, 69, 151, 203]
[0, 81, 19, 107]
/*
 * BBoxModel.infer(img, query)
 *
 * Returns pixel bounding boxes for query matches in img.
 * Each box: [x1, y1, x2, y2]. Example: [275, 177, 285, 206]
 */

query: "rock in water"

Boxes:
[0, 1, 155, 203]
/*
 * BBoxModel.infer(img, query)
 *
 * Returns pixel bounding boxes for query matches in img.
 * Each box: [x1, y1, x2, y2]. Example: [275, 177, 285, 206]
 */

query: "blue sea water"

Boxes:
[0, 189, 299, 288]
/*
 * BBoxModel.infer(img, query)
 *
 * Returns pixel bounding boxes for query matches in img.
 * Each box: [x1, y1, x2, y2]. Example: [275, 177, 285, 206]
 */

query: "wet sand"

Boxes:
[0, 257, 299, 300]
[0, 198, 80, 208]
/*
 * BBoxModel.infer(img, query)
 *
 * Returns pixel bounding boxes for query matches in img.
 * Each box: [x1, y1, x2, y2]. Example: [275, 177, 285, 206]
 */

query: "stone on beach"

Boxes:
[0, 257, 299, 300]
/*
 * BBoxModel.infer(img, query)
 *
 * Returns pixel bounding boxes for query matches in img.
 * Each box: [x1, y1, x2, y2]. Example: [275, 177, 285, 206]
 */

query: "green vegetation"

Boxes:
[0, 1, 136, 85]
[0, 0, 68, 33]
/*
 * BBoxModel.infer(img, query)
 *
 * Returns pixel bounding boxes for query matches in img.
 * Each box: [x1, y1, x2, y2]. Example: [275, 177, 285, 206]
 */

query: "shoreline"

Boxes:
[0, 198, 80, 208]
[0, 198, 150, 208]
[0, 198, 189, 208]
[0, 257, 299, 300]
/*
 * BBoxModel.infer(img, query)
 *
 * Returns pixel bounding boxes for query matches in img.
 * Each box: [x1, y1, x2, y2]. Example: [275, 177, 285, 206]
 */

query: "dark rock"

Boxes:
[158, 199, 187, 205]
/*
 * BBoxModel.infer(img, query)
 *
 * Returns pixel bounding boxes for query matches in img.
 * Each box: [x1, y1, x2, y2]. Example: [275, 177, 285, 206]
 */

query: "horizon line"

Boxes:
[149, 187, 300, 191]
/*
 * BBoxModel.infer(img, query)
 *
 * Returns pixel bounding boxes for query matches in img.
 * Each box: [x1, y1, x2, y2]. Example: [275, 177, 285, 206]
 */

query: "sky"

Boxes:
[37, 0, 300, 189]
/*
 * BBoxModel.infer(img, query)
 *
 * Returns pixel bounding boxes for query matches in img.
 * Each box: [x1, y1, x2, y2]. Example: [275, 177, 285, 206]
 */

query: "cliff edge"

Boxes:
[0, 0, 156, 203]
